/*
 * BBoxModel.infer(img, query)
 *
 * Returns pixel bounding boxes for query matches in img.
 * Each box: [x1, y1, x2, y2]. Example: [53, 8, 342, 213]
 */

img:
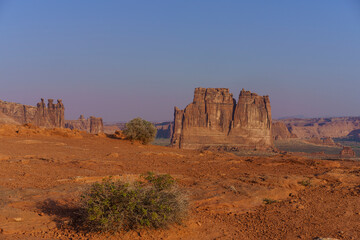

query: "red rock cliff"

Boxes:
[171, 88, 273, 150]
[0, 98, 64, 128]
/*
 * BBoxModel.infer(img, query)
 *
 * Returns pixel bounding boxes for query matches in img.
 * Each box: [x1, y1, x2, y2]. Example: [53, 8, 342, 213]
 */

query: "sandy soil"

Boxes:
[0, 125, 359, 239]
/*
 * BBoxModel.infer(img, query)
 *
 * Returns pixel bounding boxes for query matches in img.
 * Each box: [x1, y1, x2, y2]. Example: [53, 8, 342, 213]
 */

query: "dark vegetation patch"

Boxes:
[78, 172, 188, 232]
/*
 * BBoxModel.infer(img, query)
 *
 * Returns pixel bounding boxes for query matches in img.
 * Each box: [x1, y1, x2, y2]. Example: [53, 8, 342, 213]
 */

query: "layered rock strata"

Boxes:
[280, 117, 360, 139]
[65, 115, 104, 134]
[0, 98, 64, 128]
[171, 88, 273, 150]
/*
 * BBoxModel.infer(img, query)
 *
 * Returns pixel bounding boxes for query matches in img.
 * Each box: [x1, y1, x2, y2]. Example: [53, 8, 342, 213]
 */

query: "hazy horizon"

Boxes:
[1, 1, 359, 122]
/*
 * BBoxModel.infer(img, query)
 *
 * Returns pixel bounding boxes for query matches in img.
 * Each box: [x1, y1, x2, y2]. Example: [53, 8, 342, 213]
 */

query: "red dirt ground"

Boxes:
[0, 125, 359, 239]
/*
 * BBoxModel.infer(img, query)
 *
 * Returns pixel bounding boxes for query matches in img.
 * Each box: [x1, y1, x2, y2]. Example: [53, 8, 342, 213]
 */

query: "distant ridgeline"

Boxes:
[171, 88, 273, 150]
[272, 117, 360, 142]
[0, 99, 103, 134]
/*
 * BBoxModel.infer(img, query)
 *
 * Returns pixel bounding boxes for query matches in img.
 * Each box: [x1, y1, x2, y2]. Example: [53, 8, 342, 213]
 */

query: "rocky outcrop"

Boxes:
[171, 88, 273, 150]
[89, 116, 104, 134]
[0, 98, 64, 128]
[33, 99, 65, 128]
[272, 121, 297, 140]
[339, 146, 356, 158]
[65, 115, 104, 134]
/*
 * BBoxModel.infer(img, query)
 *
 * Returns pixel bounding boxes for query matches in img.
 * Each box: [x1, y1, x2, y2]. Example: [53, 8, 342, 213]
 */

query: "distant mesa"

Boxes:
[171, 88, 273, 150]
[272, 121, 297, 140]
[65, 115, 104, 134]
[340, 146, 356, 158]
[0, 99, 103, 134]
[279, 117, 360, 139]
[304, 136, 339, 147]
[154, 121, 173, 138]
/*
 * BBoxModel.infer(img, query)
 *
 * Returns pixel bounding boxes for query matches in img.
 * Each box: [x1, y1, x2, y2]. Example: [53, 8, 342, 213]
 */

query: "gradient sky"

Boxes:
[0, 1, 359, 122]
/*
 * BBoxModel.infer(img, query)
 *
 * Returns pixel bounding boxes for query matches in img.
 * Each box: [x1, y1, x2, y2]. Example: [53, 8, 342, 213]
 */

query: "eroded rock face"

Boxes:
[171, 88, 273, 150]
[272, 121, 297, 140]
[65, 115, 104, 134]
[89, 116, 104, 134]
[0, 99, 64, 128]
[339, 146, 356, 158]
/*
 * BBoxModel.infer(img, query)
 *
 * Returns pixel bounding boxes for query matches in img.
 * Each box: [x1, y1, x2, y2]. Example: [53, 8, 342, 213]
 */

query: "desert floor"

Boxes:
[0, 126, 359, 240]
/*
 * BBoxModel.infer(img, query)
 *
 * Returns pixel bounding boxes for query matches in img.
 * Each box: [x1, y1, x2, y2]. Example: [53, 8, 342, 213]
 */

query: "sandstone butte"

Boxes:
[171, 88, 273, 150]
[340, 146, 356, 158]
[0, 99, 103, 134]
[65, 115, 104, 134]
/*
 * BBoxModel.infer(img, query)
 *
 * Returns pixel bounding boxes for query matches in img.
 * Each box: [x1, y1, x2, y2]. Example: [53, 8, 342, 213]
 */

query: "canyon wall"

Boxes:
[171, 88, 273, 150]
[0, 98, 64, 128]
[281, 117, 360, 139]
[65, 115, 104, 134]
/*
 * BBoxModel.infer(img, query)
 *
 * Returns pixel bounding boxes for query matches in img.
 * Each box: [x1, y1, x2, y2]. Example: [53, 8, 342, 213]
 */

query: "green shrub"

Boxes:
[298, 178, 311, 187]
[123, 118, 157, 144]
[79, 173, 188, 232]
[263, 198, 277, 205]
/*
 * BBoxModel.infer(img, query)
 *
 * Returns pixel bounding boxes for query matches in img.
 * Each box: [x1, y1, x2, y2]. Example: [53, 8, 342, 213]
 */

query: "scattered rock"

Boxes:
[13, 217, 22, 222]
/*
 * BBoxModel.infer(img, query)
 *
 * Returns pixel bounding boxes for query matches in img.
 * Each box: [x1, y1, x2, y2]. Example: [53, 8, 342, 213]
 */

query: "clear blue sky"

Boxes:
[0, 0, 359, 122]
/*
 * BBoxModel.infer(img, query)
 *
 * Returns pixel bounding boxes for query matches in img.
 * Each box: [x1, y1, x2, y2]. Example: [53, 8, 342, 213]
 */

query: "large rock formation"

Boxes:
[0, 98, 64, 128]
[33, 99, 65, 128]
[171, 88, 273, 150]
[65, 115, 104, 134]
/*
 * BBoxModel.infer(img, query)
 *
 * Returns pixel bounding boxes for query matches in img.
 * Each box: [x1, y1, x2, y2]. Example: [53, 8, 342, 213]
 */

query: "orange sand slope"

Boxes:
[0, 124, 359, 239]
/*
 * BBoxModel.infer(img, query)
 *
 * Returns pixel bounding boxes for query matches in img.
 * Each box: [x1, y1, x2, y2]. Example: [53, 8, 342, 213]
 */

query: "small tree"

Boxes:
[123, 118, 157, 144]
